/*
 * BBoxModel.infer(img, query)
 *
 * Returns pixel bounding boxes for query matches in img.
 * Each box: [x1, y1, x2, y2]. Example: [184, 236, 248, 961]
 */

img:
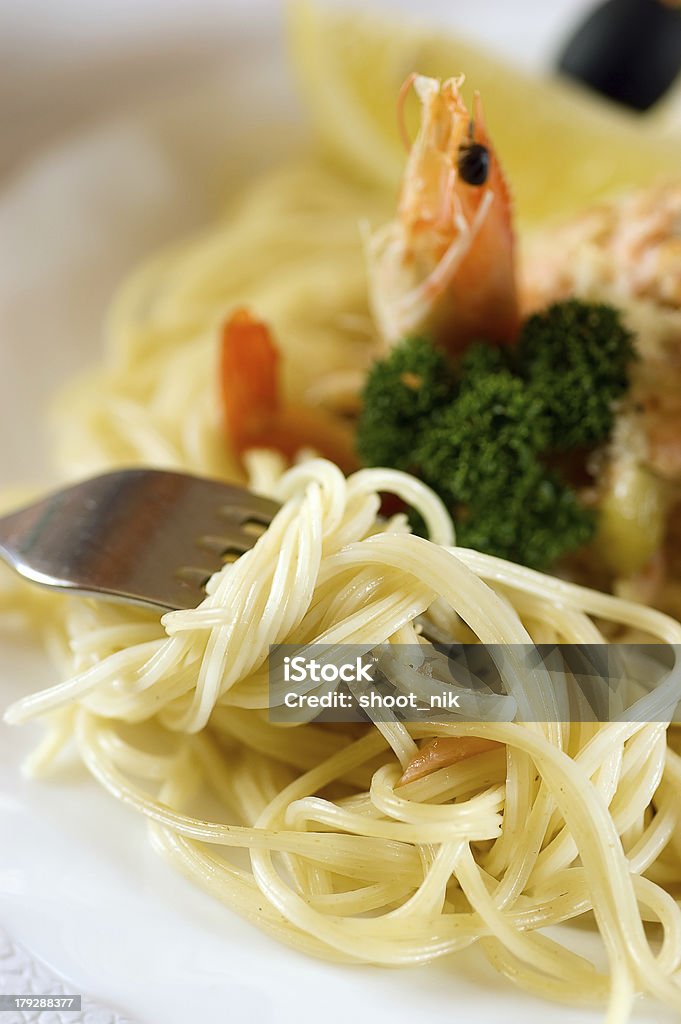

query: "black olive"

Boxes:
[557, 0, 681, 112]
[457, 142, 490, 186]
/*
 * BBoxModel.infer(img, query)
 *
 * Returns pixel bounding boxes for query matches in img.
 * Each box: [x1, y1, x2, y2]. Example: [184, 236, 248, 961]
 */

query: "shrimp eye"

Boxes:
[457, 143, 490, 186]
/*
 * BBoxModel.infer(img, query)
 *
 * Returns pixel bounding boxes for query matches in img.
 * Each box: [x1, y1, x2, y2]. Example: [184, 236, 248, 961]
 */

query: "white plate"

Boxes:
[0, 3, 675, 1022]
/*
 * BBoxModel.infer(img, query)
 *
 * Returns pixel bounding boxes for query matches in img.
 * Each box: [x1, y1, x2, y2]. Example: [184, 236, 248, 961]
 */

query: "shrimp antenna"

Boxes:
[397, 73, 418, 152]
[473, 91, 487, 139]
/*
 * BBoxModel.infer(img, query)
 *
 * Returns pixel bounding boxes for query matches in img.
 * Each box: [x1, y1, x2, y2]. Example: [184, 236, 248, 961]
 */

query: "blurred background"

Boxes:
[0, 0, 679, 483]
[0, 0, 609, 182]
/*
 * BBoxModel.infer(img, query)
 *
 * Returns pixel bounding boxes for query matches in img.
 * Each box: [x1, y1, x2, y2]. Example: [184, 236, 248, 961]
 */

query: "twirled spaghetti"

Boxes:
[5, 452, 681, 1019]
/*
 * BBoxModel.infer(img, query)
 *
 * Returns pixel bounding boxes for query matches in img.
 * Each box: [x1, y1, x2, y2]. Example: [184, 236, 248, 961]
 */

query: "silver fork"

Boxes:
[0, 469, 280, 611]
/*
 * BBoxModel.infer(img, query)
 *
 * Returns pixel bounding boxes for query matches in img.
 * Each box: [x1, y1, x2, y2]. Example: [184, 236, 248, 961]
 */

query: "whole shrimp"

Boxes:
[367, 74, 520, 354]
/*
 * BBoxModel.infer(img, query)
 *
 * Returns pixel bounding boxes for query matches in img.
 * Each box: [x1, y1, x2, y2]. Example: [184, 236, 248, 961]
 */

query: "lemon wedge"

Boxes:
[288, 0, 681, 226]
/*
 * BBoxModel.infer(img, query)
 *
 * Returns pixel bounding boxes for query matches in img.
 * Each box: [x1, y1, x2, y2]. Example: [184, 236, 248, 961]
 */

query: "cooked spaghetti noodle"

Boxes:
[5, 446, 681, 1018]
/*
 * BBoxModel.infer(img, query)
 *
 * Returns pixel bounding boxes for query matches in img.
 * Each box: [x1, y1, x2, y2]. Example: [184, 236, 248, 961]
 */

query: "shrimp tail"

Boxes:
[220, 307, 359, 473]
